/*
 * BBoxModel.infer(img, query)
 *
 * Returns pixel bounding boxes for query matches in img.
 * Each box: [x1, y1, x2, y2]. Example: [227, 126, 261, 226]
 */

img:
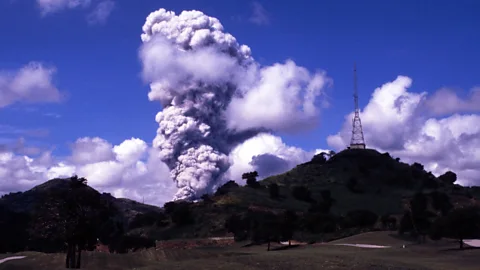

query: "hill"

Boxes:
[1, 148, 479, 253]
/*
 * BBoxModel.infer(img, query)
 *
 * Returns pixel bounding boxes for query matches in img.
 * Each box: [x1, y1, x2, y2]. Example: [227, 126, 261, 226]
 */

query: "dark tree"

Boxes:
[342, 210, 378, 229]
[108, 235, 156, 253]
[402, 192, 434, 243]
[302, 213, 338, 234]
[430, 191, 453, 216]
[0, 205, 29, 253]
[308, 189, 335, 214]
[380, 214, 397, 230]
[399, 210, 414, 235]
[281, 210, 298, 246]
[410, 192, 428, 216]
[31, 176, 108, 268]
[225, 213, 249, 241]
[166, 202, 193, 226]
[431, 207, 480, 249]
[320, 189, 332, 202]
[310, 153, 327, 164]
[200, 194, 214, 204]
[411, 162, 424, 172]
[215, 180, 239, 196]
[438, 171, 457, 185]
[247, 211, 281, 251]
[346, 177, 364, 194]
[291, 185, 313, 202]
[243, 171, 260, 188]
[268, 183, 280, 199]
[128, 211, 167, 230]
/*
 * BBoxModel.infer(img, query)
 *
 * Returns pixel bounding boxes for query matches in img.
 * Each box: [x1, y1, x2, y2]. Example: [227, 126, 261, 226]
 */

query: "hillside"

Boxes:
[1, 148, 479, 253]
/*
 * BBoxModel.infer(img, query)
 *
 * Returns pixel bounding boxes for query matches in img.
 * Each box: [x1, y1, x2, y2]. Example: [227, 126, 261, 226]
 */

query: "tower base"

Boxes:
[349, 143, 366, 150]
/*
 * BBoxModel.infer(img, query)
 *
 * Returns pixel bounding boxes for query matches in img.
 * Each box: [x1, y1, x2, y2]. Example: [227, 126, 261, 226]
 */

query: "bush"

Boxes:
[128, 211, 167, 230]
[164, 201, 194, 226]
[268, 183, 280, 199]
[215, 181, 239, 196]
[302, 213, 338, 233]
[342, 210, 378, 229]
[438, 171, 457, 185]
[380, 214, 397, 230]
[434, 206, 480, 249]
[430, 191, 453, 216]
[310, 153, 327, 164]
[346, 177, 364, 194]
[108, 235, 156, 253]
[291, 185, 313, 202]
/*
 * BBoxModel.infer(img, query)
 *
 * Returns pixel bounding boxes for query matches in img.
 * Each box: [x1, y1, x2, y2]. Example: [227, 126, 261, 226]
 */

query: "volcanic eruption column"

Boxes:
[140, 9, 327, 200]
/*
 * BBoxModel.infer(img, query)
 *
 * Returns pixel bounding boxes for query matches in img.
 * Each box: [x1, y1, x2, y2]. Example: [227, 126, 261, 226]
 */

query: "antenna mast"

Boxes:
[349, 63, 366, 149]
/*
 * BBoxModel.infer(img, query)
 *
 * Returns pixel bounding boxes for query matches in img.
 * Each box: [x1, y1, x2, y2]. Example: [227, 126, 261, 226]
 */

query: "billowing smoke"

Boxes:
[140, 9, 329, 200]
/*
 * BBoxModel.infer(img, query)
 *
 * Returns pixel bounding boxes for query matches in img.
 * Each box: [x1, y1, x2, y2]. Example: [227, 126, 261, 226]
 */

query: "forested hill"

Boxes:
[1, 148, 480, 253]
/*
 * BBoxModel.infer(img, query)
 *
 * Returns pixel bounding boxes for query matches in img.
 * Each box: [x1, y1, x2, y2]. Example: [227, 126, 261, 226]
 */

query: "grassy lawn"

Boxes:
[1, 232, 478, 270]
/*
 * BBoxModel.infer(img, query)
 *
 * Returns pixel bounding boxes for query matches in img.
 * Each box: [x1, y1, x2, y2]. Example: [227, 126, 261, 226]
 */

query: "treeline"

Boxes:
[398, 190, 480, 249]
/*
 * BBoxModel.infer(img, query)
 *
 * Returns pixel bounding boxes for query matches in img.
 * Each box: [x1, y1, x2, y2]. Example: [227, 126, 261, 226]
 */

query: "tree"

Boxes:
[250, 212, 281, 251]
[309, 190, 334, 214]
[215, 180, 239, 196]
[342, 210, 378, 229]
[243, 171, 260, 188]
[165, 201, 194, 226]
[380, 214, 397, 230]
[430, 191, 453, 216]
[432, 207, 480, 249]
[438, 171, 457, 185]
[32, 176, 108, 268]
[200, 194, 214, 204]
[225, 213, 249, 241]
[346, 177, 364, 194]
[291, 185, 313, 202]
[310, 153, 327, 164]
[0, 205, 29, 253]
[268, 183, 280, 199]
[280, 210, 297, 246]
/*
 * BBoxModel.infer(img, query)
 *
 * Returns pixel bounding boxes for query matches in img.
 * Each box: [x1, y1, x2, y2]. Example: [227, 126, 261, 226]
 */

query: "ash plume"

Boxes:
[140, 9, 328, 200]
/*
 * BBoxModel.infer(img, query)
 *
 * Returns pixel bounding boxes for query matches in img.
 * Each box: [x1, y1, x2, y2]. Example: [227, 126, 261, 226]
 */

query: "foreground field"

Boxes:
[1, 232, 478, 270]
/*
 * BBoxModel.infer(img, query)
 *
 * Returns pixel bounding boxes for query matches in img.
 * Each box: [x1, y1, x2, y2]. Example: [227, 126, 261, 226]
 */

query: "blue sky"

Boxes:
[1, 0, 478, 155]
[1, 0, 480, 203]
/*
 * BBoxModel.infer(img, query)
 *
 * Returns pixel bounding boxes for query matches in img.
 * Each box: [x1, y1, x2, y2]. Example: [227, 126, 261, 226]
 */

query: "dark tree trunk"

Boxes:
[70, 244, 76, 268]
[288, 240, 291, 246]
[460, 239, 464, 249]
[65, 244, 71, 268]
[76, 246, 81, 269]
[267, 241, 270, 251]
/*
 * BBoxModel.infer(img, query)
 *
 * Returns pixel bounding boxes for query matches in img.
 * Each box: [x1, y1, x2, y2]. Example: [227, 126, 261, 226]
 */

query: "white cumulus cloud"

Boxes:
[227, 133, 326, 183]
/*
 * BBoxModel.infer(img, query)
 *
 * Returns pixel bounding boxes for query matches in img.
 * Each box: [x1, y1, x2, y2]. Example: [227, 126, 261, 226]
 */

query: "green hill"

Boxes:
[1, 148, 479, 252]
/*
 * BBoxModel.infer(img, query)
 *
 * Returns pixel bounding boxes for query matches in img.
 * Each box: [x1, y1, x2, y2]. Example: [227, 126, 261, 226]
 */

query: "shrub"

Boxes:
[268, 183, 280, 199]
[342, 210, 378, 229]
[215, 181, 239, 196]
[291, 185, 313, 202]
[438, 171, 457, 185]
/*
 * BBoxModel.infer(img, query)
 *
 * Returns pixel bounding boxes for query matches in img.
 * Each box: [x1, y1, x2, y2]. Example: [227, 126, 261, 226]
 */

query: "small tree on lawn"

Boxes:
[431, 206, 480, 249]
[281, 210, 297, 246]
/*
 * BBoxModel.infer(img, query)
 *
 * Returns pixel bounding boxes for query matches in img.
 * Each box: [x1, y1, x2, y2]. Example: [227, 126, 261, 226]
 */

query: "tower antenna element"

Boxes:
[349, 63, 366, 149]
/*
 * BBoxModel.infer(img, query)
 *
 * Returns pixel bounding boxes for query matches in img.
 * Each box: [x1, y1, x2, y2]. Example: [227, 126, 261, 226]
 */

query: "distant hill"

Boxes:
[1, 148, 479, 253]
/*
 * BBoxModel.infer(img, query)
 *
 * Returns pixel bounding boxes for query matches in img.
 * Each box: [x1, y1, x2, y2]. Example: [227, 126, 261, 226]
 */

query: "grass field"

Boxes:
[0, 232, 478, 270]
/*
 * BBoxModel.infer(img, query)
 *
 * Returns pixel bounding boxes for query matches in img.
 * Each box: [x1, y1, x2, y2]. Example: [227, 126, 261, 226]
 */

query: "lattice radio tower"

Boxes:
[349, 63, 366, 149]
